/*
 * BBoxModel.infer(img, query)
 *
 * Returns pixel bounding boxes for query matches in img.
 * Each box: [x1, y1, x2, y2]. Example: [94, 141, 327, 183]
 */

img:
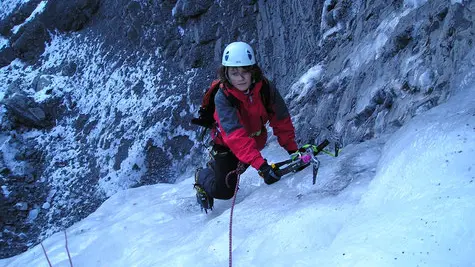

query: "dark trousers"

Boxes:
[197, 145, 249, 200]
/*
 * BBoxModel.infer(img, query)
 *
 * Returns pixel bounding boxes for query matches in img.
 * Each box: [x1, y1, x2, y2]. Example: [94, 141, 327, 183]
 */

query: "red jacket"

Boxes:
[212, 79, 298, 170]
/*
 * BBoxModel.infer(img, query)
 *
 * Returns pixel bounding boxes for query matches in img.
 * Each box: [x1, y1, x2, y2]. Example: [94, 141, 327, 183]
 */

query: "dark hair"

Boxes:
[217, 64, 264, 88]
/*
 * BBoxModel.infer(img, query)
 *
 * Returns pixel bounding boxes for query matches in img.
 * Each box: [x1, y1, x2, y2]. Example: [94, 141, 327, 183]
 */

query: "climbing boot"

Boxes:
[194, 168, 214, 213]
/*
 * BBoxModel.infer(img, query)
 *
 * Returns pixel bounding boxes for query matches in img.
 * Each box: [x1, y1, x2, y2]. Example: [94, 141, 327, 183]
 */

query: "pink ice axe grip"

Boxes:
[300, 154, 311, 164]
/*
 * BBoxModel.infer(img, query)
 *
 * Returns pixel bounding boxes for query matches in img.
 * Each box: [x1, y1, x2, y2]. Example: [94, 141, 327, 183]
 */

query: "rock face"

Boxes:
[2, 94, 52, 128]
[1, 0, 474, 259]
[0, 0, 100, 66]
[257, 1, 475, 145]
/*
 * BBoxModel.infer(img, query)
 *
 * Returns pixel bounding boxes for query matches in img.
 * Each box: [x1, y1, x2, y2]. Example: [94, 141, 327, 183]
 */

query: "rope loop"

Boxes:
[225, 162, 247, 188]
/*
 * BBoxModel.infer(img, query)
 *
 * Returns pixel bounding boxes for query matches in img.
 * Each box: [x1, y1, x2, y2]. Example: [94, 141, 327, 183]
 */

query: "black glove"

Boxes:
[258, 163, 281, 185]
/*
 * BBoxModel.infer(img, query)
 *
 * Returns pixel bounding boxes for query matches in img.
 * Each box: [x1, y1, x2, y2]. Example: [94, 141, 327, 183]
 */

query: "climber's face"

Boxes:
[227, 67, 252, 91]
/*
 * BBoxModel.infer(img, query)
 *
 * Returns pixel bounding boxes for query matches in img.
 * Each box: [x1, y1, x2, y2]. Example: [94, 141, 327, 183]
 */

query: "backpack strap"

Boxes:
[192, 78, 273, 129]
[192, 80, 239, 129]
[201, 79, 221, 108]
[220, 84, 240, 109]
[191, 80, 221, 128]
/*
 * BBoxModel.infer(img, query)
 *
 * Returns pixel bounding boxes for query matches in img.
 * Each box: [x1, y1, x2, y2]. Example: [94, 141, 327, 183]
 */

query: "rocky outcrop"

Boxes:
[2, 93, 52, 129]
[256, 1, 475, 145]
[0, 0, 100, 67]
[41, 0, 100, 32]
[0, 0, 44, 37]
[0, 133, 48, 259]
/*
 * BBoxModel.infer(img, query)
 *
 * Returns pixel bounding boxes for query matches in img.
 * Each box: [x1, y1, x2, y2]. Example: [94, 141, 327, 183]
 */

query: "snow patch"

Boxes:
[11, 1, 47, 34]
[287, 65, 324, 102]
[321, 23, 342, 42]
[1, 136, 27, 176]
[32, 31, 198, 196]
[348, 9, 411, 71]
[0, 36, 9, 49]
[1, 185, 11, 197]
[42, 202, 50, 209]
[403, 0, 428, 8]
[171, 4, 177, 17]
[178, 26, 185, 37]
[0, 0, 32, 20]
[27, 208, 39, 222]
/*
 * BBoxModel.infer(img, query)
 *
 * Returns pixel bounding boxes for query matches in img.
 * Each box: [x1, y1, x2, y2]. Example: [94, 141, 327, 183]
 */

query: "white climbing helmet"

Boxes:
[221, 41, 256, 67]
